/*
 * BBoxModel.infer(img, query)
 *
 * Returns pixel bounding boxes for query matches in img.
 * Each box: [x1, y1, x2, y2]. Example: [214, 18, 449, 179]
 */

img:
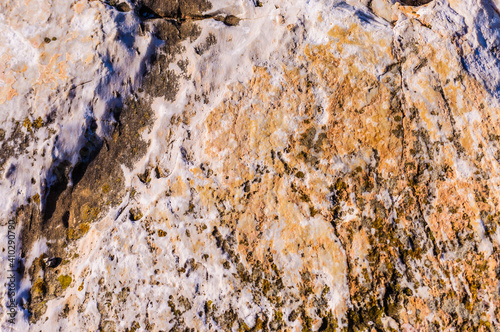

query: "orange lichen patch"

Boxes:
[351, 229, 371, 262]
[0, 53, 19, 104]
[3, 0, 51, 27]
[35, 53, 69, 89]
[408, 83, 455, 137]
[200, 51, 352, 314]
[424, 177, 492, 245]
[189, 167, 205, 179]
[457, 77, 500, 165]
[417, 46, 462, 109]
[176, 12, 500, 328]
[327, 23, 392, 66]
[202, 19, 394, 279]
[304, 45, 339, 84]
[399, 294, 429, 322]
[168, 176, 189, 197]
[6, 86, 18, 100]
[230, 172, 348, 308]
[84, 53, 94, 65]
[72, 0, 87, 14]
[147, 206, 172, 228]
[303, 26, 403, 177]
[328, 81, 400, 174]
[403, 27, 500, 164]
[281, 216, 346, 284]
[322, 84, 398, 173]
[203, 66, 305, 179]
[193, 184, 219, 215]
[399, 9, 421, 21]
[0, 53, 11, 68]
[0, 80, 18, 104]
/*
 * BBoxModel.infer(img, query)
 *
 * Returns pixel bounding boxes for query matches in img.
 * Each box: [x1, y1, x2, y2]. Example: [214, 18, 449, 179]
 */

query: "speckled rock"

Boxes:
[1, 0, 500, 330]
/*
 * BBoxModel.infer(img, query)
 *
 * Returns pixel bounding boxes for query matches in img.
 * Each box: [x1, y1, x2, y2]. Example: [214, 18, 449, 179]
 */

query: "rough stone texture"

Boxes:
[136, 0, 213, 18]
[1, 0, 500, 330]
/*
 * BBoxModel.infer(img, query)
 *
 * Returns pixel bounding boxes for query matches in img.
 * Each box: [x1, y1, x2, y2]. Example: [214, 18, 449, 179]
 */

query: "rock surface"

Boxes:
[1, 0, 500, 330]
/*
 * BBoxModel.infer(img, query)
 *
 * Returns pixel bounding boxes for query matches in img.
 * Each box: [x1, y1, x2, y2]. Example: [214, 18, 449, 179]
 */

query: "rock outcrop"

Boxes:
[1, 0, 500, 330]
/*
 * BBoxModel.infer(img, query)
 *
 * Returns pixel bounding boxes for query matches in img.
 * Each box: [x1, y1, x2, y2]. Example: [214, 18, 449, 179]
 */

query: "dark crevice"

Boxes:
[42, 160, 71, 222]
[399, 0, 433, 5]
[71, 118, 103, 187]
[136, 4, 240, 26]
[62, 211, 70, 228]
[137, 4, 162, 19]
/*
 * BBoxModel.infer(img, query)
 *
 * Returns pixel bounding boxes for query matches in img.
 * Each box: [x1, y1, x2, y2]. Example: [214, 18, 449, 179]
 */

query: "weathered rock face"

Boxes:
[1, 0, 500, 330]
[136, 0, 212, 18]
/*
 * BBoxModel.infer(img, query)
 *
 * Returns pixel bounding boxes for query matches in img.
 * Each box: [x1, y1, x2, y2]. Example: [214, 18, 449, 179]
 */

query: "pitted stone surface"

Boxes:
[1, 0, 500, 330]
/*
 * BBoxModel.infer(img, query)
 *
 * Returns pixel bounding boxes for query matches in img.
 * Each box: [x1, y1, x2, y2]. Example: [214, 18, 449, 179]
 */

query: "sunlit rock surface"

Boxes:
[1, 0, 500, 330]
